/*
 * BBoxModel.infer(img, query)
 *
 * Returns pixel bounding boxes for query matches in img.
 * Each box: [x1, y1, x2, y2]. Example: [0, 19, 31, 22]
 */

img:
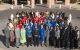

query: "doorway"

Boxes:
[55, 0, 64, 4]
[17, 0, 27, 5]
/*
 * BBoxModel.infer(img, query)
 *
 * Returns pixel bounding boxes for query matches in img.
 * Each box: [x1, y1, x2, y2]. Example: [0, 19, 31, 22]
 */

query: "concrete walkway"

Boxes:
[0, 3, 11, 11]
[0, 48, 8, 50]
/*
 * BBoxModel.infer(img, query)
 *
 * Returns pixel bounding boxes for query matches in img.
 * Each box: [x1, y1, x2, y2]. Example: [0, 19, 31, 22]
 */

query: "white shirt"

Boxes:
[10, 14, 14, 21]
[16, 14, 19, 18]
[52, 13, 55, 19]
[9, 23, 14, 30]
[35, 11, 39, 17]
[77, 31, 80, 39]
[68, 14, 72, 24]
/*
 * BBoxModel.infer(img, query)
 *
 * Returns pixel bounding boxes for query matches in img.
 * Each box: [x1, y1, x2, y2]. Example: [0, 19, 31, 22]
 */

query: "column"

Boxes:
[31, 0, 35, 8]
[65, 0, 70, 5]
[14, 0, 17, 5]
[27, 0, 30, 5]
[40, 0, 43, 4]
[51, 0, 55, 5]
[47, 0, 52, 8]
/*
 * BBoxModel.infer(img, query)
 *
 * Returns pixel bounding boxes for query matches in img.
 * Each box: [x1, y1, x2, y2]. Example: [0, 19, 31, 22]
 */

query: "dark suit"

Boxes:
[74, 30, 78, 48]
[64, 27, 70, 48]
[69, 28, 74, 49]
[49, 30, 55, 46]
[60, 28, 64, 48]
[32, 28, 39, 47]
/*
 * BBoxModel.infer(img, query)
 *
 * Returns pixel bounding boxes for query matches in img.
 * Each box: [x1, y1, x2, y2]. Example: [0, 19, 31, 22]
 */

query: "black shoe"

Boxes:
[17, 47, 19, 48]
[27, 45, 29, 47]
[30, 44, 32, 46]
[7, 47, 9, 48]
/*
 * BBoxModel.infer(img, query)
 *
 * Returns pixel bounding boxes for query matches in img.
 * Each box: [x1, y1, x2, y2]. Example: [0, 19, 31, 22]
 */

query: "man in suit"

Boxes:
[49, 26, 55, 47]
[74, 26, 79, 49]
[60, 26, 64, 48]
[63, 25, 70, 49]
[32, 25, 39, 47]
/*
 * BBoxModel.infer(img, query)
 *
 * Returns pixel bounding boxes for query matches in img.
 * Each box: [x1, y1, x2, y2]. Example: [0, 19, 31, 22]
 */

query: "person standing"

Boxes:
[45, 26, 50, 47]
[60, 26, 64, 48]
[69, 26, 74, 49]
[20, 26, 26, 46]
[26, 25, 33, 47]
[4, 23, 10, 48]
[32, 24, 39, 47]
[46, 20, 52, 30]
[40, 25, 46, 47]
[55, 25, 60, 48]
[15, 24, 20, 48]
[74, 26, 79, 49]
[9, 21, 15, 47]
[64, 24, 70, 49]
[49, 26, 55, 47]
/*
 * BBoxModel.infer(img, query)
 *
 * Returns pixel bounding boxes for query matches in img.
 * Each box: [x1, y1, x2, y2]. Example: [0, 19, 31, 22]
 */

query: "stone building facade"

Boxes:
[2, 0, 72, 8]
[13, 0, 70, 8]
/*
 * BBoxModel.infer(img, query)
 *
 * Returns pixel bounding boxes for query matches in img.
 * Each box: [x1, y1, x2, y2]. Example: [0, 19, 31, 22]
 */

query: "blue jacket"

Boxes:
[51, 22, 56, 28]
[29, 23, 33, 30]
[47, 23, 52, 30]
[24, 23, 29, 30]
[60, 23, 64, 27]
[40, 28, 46, 41]
[26, 29, 32, 37]
[55, 18, 59, 23]
[49, 16, 52, 23]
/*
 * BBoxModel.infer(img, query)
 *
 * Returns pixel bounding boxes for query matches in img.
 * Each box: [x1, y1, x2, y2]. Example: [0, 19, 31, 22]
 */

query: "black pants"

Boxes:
[74, 39, 78, 48]
[27, 37, 33, 47]
[60, 38, 64, 48]
[64, 39, 69, 48]
[49, 37, 55, 46]
[55, 38, 60, 48]
[70, 39, 74, 49]
[33, 36, 39, 46]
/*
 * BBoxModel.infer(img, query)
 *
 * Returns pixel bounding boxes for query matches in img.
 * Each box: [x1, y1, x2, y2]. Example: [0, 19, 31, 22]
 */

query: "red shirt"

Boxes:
[18, 23, 22, 29]
[35, 17, 39, 24]
[21, 18, 25, 24]
[40, 16, 45, 24]
[24, 16, 27, 21]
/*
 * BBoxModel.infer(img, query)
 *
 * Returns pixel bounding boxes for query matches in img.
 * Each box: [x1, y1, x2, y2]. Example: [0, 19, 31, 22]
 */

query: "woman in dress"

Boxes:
[20, 26, 26, 46]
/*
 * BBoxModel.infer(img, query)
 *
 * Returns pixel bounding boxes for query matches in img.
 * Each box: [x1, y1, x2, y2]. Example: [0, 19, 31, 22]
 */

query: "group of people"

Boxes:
[3, 10, 80, 49]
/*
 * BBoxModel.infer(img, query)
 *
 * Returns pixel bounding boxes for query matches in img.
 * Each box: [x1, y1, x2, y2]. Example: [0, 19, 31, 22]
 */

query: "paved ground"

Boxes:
[0, 6, 80, 50]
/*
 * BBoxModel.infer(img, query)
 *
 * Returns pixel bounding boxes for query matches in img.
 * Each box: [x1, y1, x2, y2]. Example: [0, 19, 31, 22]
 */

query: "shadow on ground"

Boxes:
[0, 30, 6, 47]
